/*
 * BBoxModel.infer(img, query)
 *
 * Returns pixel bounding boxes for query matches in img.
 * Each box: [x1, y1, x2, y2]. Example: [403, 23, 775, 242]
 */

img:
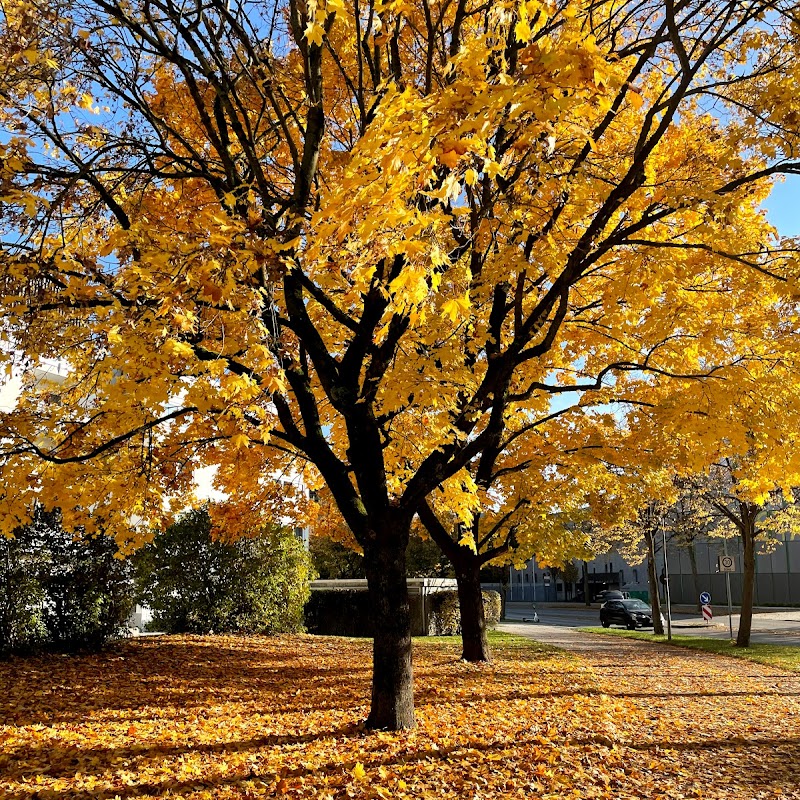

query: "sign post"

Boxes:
[700, 591, 712, 627]
[719, 541, 736, 640]
[660, 515, 672, 641]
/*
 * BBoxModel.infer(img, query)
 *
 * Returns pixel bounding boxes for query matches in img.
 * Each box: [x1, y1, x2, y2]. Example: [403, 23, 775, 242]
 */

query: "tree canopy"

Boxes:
[2, 0, 800, 727]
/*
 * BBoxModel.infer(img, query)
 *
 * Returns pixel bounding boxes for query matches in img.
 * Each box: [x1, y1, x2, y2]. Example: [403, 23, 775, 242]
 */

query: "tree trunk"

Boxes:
[363, 534, 416, 730]
[645, 526, 664, 635]
[454, 557, 490, 662]
[582, 560, 590, 607]
[687, 542, 701, 611]
[736, 518, 756, 648]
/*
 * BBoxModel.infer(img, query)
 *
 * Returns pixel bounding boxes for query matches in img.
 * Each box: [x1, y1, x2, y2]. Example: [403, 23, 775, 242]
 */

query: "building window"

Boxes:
[633, 569, 638, 583]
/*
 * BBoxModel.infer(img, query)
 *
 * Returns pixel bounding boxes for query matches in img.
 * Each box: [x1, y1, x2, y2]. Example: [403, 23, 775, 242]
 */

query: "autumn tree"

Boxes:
[418, 414, 614, 661]
[2, 0, 800, 729]
[698, 461, 800, 647]
[661, 477, 712, 611]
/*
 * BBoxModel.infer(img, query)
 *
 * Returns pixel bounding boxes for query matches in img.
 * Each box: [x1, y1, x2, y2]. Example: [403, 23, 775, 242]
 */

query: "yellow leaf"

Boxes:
[515, 19, 532, 42]
[628, 88, 644, 110]
[305, 21, 325, 47]
[230, 433, 250, 450]
[352, 762, 367, 781]
[438, 149, 461, 169]
[164, 339, 194, 359]
[442, 293, 470, 322]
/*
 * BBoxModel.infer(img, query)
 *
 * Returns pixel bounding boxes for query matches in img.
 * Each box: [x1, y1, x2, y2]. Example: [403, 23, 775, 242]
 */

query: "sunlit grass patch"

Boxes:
[580, 626, 800, 673]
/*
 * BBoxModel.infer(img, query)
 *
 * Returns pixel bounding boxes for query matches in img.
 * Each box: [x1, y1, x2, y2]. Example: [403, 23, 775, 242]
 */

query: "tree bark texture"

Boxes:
[583, 561, 591, 606]
[363, 536, 416, 729]
[454, 559, 491, 662]
[645, 526, 664, 635]
[736, 518, 756, 648]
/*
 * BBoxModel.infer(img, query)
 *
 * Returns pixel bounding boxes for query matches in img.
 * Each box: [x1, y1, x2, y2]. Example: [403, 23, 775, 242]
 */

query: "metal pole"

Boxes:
[661, 516, 672, 641]
[723, 537, 734, 640]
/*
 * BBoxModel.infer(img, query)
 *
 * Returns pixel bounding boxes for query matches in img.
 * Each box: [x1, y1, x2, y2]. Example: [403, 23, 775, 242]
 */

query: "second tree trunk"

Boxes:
[455, 558, 490, 662]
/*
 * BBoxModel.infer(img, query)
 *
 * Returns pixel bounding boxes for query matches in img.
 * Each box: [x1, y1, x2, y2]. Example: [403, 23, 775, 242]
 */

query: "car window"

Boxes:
[606, 601, 623, 609]
[622, 600, 650, 610]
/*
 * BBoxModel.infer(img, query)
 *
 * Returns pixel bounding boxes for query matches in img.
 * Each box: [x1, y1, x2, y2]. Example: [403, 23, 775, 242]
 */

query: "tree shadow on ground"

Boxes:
[0, 636, 371, 726]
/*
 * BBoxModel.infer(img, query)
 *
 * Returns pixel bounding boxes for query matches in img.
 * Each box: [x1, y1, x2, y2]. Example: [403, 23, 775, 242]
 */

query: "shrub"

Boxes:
[427, 590, 502, 636]
[135, 508, 313, 634]
[0, 535, 46, 655]
[0, 508, 134, 655]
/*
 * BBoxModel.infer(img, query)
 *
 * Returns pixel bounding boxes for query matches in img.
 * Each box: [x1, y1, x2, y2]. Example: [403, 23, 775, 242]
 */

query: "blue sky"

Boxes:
[763, 175, 800, 237]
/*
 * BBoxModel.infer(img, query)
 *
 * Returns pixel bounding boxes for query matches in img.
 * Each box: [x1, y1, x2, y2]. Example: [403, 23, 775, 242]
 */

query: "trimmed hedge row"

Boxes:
[305, 588, 501, 637]
[426, 590, 501, 635]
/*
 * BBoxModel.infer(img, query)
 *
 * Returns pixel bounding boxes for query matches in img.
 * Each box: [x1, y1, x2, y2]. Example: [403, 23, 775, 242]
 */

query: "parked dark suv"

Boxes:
[600, 598, 656, 630]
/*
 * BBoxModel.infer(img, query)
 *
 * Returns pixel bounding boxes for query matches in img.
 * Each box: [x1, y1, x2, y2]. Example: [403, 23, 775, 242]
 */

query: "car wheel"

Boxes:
[601, 620, 610, 628]
[626, 621, 636, 631]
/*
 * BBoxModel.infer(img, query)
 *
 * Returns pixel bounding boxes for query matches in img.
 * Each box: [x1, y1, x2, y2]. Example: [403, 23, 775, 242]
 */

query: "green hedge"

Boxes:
[305, 590, 426, 636]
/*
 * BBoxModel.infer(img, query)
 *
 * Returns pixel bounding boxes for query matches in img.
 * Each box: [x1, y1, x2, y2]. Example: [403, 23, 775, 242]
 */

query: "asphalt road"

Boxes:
[503, 601, 800, 645]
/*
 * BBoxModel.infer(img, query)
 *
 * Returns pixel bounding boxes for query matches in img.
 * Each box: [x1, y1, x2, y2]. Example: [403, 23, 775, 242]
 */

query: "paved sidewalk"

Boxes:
[498, 621, 615, 652]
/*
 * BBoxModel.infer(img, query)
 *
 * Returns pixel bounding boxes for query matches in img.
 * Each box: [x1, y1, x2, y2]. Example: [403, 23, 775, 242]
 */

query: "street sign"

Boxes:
[718, 555, 736, 573]
[700, 591, 711, 605]
[702, 604, 713, 622]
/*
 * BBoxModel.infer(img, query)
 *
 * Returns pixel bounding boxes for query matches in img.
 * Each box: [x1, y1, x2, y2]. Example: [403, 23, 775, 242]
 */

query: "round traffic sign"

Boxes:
[700, 591, 711, 605]
[720, 555, 735, 571]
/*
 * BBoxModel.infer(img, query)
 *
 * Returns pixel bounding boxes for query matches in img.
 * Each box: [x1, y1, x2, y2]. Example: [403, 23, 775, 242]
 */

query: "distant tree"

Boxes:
[136, 508, 313, 634]
[309, 534, 365, 580]
[310, 492, 452, 579]
[406, 535, 453, 579]
[699, 462, 800, 647]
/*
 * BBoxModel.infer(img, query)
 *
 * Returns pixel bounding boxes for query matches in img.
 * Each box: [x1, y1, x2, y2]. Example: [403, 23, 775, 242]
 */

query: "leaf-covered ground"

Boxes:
[2, 632, 799, 799]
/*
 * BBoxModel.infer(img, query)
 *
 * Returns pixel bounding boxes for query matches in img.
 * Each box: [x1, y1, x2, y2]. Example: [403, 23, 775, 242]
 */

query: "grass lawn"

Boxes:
[579, 626, 800, 673]
[3, 631, 800, 799]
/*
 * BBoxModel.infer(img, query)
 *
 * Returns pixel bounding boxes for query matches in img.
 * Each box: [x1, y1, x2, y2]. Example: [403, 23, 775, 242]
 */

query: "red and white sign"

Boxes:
[702, 604, 713, 622]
